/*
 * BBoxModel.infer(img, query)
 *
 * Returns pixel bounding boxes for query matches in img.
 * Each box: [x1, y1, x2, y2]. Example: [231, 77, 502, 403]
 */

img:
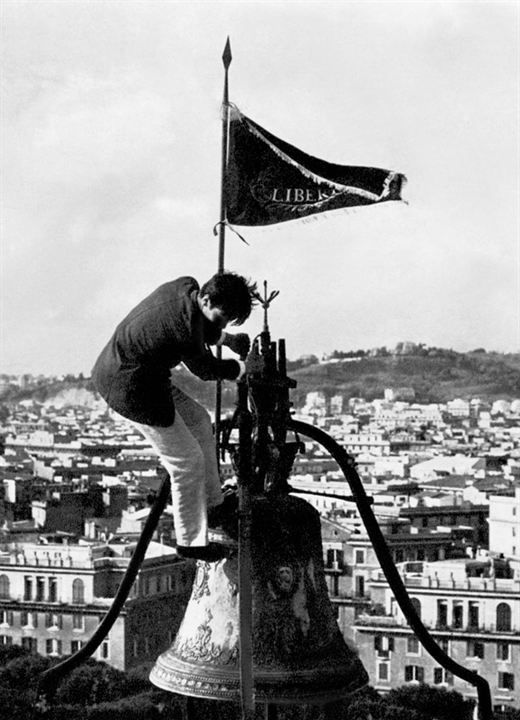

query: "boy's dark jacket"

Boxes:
[91, 276, 241, 426]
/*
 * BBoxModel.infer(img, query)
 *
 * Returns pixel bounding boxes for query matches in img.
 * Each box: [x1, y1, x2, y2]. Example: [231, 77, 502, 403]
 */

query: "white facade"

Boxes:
[410, 455, 486, 482]
[489, 489, 520, 564]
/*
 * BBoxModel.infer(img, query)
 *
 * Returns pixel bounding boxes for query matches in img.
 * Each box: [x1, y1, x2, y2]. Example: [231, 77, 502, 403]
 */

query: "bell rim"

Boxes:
[149, 654, 369, 704]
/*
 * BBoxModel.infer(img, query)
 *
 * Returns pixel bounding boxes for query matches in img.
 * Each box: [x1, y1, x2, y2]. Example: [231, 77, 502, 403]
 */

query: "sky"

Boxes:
[1, 0, 519, 376]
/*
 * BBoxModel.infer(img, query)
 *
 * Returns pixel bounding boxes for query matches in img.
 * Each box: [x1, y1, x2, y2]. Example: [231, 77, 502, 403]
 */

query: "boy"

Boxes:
[91, 272, 256, 561]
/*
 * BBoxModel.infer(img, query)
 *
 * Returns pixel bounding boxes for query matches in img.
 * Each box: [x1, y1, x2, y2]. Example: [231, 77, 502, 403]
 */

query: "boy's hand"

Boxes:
[225, 332, 250, 358]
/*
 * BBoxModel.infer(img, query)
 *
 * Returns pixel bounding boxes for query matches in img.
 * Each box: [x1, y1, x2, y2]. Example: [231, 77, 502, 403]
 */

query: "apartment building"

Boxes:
[0, 539, 193, 670]
[350, 560, 519, 714]
[321, 516, 466, 601]
[489, 488, 520, 561]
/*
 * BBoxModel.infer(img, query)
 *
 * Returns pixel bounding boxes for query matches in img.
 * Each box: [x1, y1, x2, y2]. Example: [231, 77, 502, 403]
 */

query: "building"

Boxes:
[350, 559, 520, 715]
[489, 488, 520, 563]
[321, 516, 467, 602]
[0, 538, 193, 670]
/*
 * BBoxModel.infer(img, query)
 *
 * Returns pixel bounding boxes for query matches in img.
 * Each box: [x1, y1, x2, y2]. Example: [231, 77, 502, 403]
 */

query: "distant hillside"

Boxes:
[1, 349, 519, 410]
[288, 350, 520, 405]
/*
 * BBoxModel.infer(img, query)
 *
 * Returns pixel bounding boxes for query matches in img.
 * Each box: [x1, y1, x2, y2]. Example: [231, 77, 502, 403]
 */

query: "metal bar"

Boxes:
[215, 37, 232, 463]
[289, 419, 494, 720]
[39, 475, 172, 699]
[218, 37, 231, 275]
[238, 386, 255, 720]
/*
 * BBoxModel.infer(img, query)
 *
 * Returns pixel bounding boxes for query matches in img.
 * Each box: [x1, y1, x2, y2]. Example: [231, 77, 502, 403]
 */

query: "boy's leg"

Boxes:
[133, 414, 209, 548]
[169, 385, 223, 509]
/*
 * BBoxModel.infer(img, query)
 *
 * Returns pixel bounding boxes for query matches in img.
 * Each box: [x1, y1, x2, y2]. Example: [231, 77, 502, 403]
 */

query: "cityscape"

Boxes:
[0, 362, 519, 719]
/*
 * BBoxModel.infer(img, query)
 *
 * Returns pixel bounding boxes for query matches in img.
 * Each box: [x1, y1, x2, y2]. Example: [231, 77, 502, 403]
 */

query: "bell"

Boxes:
[150, 493, 368, 704]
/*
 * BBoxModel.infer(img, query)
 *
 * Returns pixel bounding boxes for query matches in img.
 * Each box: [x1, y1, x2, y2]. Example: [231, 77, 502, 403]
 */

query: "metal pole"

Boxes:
[237, 380, 255, 720]
[215, 36, 232, 462]
[218, 36, 231, 274]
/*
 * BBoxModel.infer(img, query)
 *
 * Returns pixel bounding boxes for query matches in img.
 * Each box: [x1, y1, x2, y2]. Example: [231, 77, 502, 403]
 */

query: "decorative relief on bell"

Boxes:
[150, 494, 368, 704]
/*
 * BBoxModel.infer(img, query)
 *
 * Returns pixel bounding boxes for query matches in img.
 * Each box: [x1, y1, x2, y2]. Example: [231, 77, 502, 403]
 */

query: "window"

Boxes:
[326, 549, 343, 570]
[407, 637, 420, 655]
[0, 635, 13, 646]
[410, 598, 422, 621]
[48, 577, 58, 603]
[36, 577, 45, 602]
[374, 635, 394, 658]
[72, 579, 85, 604]
[45, 613, 62, 629]
[355, 549, 365, 564]
[71, 640, 85, 654]
[355, 575, 365, 597]
[377, 662, 390, 682]
[0, 610, 13, 626]
[132, 638, 139, 657]
[21, 637, 37, 653]
[46, 639, 63, 656]
[452, 601, 463, 629]
[497, 642, 510, 662]
[498, 672, 515, 691]
[405, 665, 424, 683]
[496, 603, 512, 632]
[21, 611, 37, 628]
[0, 575, 9, 599]
[433, 667, 453, 685]
[466, 640, 485, 659]
[24, 576, 33, 601]
[438, 637, 450, 654]
[72, 614, 84, 631]
[468, 601, 480, 629]
[437, 600, 448, 628]
[100, 641, 109, 659]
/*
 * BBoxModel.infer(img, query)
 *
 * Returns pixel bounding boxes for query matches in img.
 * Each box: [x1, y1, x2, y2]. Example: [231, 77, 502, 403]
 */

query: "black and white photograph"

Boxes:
[1, 2, 519, 719]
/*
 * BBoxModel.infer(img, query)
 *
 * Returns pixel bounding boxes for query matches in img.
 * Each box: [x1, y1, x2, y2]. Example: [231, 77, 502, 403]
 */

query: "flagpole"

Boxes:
[215, 38, 232, 459]
[218, 37, 231, 273]
[217, 38, 255, 720]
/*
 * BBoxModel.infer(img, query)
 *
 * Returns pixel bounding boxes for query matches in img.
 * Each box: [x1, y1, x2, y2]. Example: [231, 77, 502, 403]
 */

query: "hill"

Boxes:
[288, 349, 520, 405]
[1, 349, 519, 410]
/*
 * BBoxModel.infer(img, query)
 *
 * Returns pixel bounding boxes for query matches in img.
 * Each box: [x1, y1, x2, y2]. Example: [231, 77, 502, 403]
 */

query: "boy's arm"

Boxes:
[181, 331, 249, 383]
[182, 351, 245, 382]
[217, 331, 250, 359]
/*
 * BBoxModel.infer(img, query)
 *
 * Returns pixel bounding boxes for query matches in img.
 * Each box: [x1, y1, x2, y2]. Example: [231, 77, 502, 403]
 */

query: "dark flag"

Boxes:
[225, 107, 406, 227]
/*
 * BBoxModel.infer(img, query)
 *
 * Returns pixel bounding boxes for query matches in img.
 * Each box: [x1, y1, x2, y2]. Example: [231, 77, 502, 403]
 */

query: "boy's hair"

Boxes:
[200, 272, 257, 325]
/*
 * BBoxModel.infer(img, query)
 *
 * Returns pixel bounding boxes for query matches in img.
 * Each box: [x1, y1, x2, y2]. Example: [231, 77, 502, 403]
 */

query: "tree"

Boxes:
[0, 681, 38, 720]
[0, 644, 30, 666]
[85, 691, 168, 720]
[54, 660, 127, 706]
[0, 652, 50, 691]
[386, 685, 473, 720]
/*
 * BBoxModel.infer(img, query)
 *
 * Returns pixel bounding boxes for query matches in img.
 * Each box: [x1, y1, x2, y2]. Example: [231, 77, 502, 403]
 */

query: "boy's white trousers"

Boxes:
[131, 385, 223, 547]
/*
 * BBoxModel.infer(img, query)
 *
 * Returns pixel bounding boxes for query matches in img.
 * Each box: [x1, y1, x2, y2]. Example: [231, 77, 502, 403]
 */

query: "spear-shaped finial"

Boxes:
[252, 280, 280, 333]
[222, 36, 232, 69]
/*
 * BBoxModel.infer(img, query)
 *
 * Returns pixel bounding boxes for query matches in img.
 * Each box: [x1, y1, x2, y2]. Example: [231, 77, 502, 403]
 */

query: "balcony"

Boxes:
[370, 571, 520, 594]
[355, 614, 399, 627]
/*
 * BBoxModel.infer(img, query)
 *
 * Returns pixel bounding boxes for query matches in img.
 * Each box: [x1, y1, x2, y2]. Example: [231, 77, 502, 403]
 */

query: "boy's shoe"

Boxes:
[208, 490, 238, 536]
[176, 542, 231, 563]
[208, 527, 238, 549]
